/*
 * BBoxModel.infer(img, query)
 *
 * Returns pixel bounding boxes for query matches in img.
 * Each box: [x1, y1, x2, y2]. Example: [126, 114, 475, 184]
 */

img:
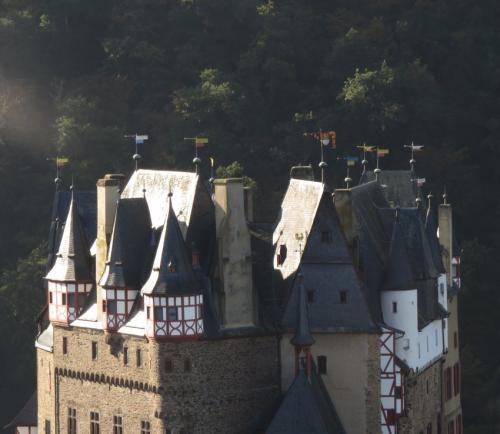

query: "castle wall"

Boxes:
[44, 325, 279, 433]
[398, 361, 442, 434]
[281, 332, 380, 434]
[37, 348, 55, 433]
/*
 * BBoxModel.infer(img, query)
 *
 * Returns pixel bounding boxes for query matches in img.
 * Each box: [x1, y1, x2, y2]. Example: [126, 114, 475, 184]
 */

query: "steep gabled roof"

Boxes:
[4, 391, 37, 428]
[99, 198, 152, 289]
[282, 197, 377, 333]
[141, 197, 201, 296]
[266, 369, 345, 434]
[382, 211, 415, 291]
[45, 194, 93, 282]
[365, 170, 417, 207]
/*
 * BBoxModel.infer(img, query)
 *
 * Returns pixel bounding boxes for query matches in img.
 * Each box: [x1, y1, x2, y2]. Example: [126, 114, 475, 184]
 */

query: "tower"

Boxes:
[45, 189, 93, 326]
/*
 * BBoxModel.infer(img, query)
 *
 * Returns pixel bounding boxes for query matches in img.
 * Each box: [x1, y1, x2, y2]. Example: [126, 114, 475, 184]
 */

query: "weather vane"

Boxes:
[404, 142, 423, 177]
[125, 134, 149, 171]
[184, 136, 208, 174]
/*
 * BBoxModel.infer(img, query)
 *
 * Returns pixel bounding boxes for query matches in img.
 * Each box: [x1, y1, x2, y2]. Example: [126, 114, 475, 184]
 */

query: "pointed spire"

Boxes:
[290, 273, 315, 347]
[141, 193, 201, 295]
[46, 189, 92, 282]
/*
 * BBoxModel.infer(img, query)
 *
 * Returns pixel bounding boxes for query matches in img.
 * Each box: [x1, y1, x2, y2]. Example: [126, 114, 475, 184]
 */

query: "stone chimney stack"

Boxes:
[213, 178, 255, 328]
[438, 203, 453, 285]
[96, 174, 124, 319]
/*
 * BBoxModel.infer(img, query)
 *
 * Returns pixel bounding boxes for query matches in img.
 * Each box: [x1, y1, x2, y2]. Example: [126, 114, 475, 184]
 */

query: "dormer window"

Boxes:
[321, 230, 332, 243]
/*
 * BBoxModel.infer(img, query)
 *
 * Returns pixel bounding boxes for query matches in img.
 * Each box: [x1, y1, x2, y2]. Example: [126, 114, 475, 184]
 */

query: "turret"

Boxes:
[45, 189, 93, 325]
[99, 198, 151, 332]
[141, 194, 204, 341]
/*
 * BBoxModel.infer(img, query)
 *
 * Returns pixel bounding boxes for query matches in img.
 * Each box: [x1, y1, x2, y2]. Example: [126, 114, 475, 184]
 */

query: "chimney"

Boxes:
[96, 174, 124, 320]
[213, 178, 255, 328]
[438, 203, 453, 285]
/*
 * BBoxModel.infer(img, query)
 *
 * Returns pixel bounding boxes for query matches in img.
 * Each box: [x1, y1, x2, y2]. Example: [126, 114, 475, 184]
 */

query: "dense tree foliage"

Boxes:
[1, 1, 499, 431]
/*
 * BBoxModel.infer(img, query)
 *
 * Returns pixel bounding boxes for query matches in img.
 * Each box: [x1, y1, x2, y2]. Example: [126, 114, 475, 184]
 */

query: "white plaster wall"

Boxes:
[416, 319, 444, 370]
[381, 290, 419, 368]
[17, 427, 37, 434]
[437, 274, 448, 309]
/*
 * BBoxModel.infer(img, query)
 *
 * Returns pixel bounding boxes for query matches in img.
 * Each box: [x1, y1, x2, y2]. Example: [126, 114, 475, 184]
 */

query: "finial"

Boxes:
[319, 132, 327, 184]
[427, 192, 433, 209]
[415, 189, 422, 207]
[374, 148, 382, 181]
[344, 166, 352, 188]
[395, 205, 400, 220]
[125, 133, 148, 171]
[70, 175, 75, 200]
[193, 156, 202, 174]
[442, 186, 448, 204]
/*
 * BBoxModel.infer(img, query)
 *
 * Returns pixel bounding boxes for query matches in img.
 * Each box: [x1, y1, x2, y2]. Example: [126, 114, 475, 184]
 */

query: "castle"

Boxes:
[7, 154, 463, 433]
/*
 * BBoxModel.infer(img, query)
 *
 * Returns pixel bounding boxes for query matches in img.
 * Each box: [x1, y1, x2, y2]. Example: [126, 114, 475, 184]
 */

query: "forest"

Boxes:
[0, 0, 499, 432]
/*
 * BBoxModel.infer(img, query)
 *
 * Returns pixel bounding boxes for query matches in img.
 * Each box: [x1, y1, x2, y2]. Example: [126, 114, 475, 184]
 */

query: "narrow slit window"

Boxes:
[68, 408, 76, 434]
[91, 341, 98, 360]
[123, 347, 128, 366]
[392, 302, 397, 313]
[340, 290, 347, 304]
[90, 411, 100, 434]
[317, 355, 327, 375]
[136, 349, 142, 367]
[113, 415, 123, 434]
[62, 337, 68, 355]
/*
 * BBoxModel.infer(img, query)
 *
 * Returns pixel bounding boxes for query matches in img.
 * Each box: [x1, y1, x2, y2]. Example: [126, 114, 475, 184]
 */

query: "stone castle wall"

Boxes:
[398, 360, 442, 434]
[37, 348, 55, 432]
[38, 325, 280, 433]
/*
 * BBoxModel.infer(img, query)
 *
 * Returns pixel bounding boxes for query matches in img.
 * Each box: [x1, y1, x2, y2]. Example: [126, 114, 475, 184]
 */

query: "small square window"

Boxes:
[91, 341, 98, 360]
[155, 306, 164, 321]
[317, 355, 327, 374]
[307, 290, 315, 303]
[167, 307, 178, 321]
[340, 291, 347, 304]
[393, 302, 397, 313]
[62, 337, 68, 355]
[321, 231, 332, 243]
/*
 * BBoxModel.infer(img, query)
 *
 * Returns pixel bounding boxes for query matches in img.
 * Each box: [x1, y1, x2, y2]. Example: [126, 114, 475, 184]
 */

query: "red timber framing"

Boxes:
[144, 294, 203, 341]
[102, 288, 137, 332]
[380, 328, 405, 434]
[47, 281, 93, 325]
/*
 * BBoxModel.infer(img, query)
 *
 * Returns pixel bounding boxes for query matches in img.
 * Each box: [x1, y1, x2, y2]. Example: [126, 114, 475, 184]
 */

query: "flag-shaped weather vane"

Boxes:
[125, 133, 149, 171]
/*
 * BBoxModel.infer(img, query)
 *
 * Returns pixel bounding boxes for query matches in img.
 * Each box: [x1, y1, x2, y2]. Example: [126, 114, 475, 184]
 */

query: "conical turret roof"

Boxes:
[141, 196, 200, 295]
[46, 193, 92, 282]
[382, 210, 415, 291]
[290, 274, 315, 347]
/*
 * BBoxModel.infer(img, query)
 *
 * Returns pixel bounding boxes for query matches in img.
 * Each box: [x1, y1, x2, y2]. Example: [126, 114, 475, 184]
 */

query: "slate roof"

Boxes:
[141, 197, 201, 296]
[99, 198, 152, 289]
[4, 391, 37, 427]
[364, 170, 417, 207]
[47, 190, 96, 270]
[282, 195, 377, 333]
[273, 178, 324, 280]
[266, 368, 345, 434]
[45, 194, 93, 282]
[290, 274, 315, 347]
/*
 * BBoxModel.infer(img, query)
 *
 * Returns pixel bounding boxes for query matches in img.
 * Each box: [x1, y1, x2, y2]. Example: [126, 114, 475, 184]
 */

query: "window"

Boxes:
[91, 342, 98, 360]
[435, 329, 438, 346]
[445, 367, 452, 400]
[453, 363, 460, 396]
[395, 386, 402, 399]
[68, 293, 76, 306]
[418, 343, 421, 359]
[62, 337, 68, 355]
[277, 244, 287, 265]
[49, 292, 53, 304]
[184, 359, 192, 372]
[113, 415, 123, 434]
[62, 293, 67, 305]
[90, 412, 100, 434]
[136, 349, 142, 367]
[437, 413, 442, 434]
[321, 230, 332, 243]
[123, 347, 128, 366]
[167, 306, 178, 321]
[102, 300, 107, 313]
[317, 356, 327, 375]
[454, 332, 458, 349]
[392, 302, 397, 313]
[426, 335, 429, 352]
[45, 419, 50, 434]
[164, 430, 172, 434]
[426, 379, 429, 394]
[427, 423, 432, 434]
[340, 290, 347, 304]
[154, 306, 164, 321]
[307, 290, 315, 303]
[141, 421, 151, 434]
[68, 408, 76, 434]
[146, 307, 151, 319]
[165, 359, 173, 373]
[107, 300, 117, 315]
[447, 420, 455, 434]
[439, 283, 445, 295]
